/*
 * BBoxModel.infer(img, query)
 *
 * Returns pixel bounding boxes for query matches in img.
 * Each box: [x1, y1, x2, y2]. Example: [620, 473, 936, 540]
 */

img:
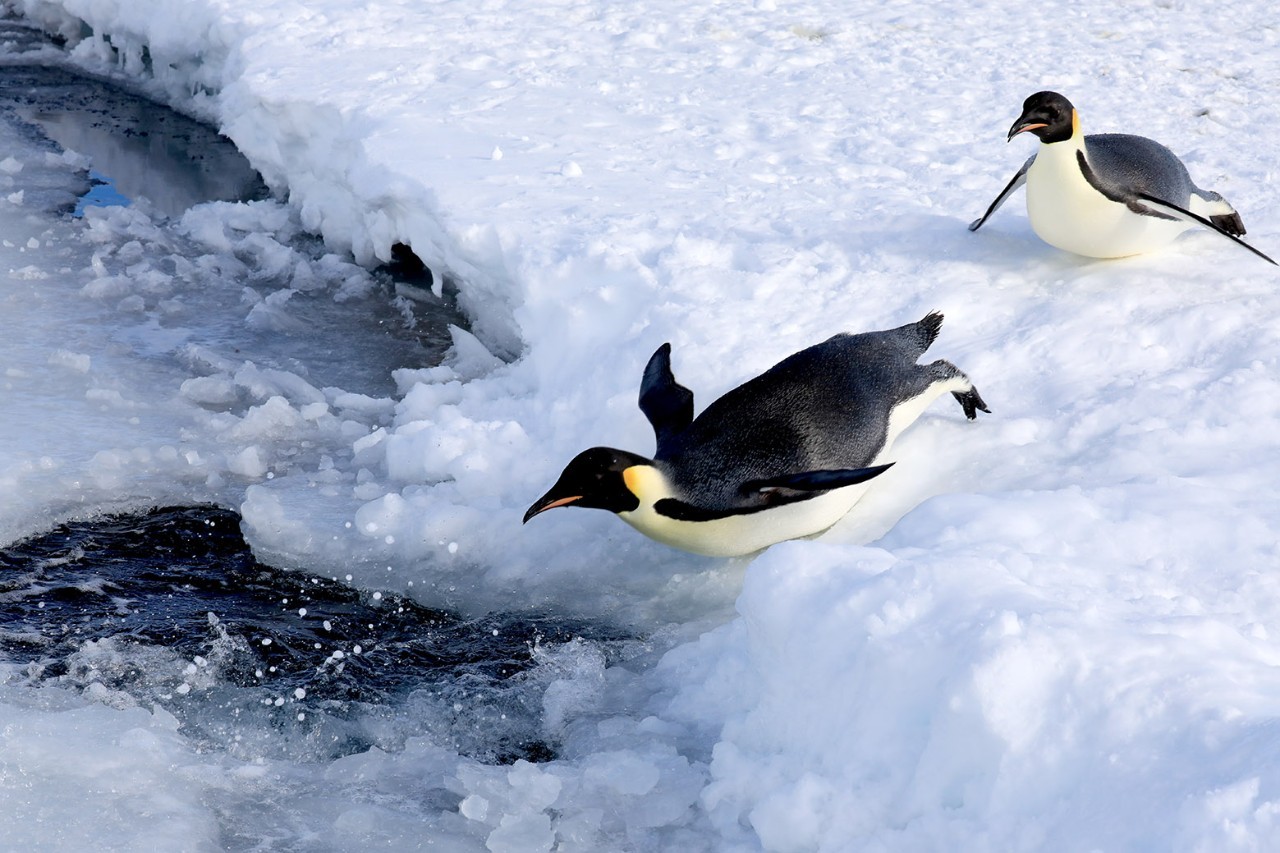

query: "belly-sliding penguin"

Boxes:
[969, 91, 1275, 265]
[524, 312, 989, 557]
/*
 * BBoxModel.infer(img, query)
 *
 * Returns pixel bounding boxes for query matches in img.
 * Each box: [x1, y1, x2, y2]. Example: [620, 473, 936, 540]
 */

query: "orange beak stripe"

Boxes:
[539, 495, 582, 512]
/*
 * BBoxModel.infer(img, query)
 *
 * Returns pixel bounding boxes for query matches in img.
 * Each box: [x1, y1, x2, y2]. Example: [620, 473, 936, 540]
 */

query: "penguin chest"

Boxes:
[1025, 146, 1189, 258]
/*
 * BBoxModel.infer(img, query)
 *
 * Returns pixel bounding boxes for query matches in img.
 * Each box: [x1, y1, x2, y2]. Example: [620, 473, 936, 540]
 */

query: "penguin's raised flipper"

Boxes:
[1133, 193, 1277, 265]
[742, 463, 895, 496]
[969, 158, 1032, 232]
[639, 343, 695, 452]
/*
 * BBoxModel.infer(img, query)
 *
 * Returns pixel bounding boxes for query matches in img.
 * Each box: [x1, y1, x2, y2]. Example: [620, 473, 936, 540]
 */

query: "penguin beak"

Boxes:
[1007, 118, 1048, 141]
[523, 492, 583, 523]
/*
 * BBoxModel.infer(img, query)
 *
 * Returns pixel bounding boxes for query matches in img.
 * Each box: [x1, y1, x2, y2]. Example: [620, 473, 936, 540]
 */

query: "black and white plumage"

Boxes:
[523, 313, 990, 557]
[969, 91, 1275, 265]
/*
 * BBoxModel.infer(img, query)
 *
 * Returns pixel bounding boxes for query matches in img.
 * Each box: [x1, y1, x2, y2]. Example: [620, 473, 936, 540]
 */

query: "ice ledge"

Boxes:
[12, 0, 525, 358]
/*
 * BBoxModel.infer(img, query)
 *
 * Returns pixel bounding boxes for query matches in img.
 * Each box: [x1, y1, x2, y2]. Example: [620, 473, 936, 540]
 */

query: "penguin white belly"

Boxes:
[1025, 147, 1191, 258]
[618, 483, 874, 558]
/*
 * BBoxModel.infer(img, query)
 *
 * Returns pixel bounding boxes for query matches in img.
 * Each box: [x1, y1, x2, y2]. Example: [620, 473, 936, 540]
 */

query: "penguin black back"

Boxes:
[652, 313, 960, 511]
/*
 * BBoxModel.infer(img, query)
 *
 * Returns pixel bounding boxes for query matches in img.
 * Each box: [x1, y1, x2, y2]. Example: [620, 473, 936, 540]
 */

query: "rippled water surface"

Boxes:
[1, 506, 632, 765]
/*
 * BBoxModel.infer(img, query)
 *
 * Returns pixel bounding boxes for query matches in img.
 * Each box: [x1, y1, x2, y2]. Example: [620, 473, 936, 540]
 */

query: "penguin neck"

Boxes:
[1029, 109, 1089, 190]
[621, 463, 674, 510]
[616, 463, 709, 550]
[1035, 109, 1085, 161]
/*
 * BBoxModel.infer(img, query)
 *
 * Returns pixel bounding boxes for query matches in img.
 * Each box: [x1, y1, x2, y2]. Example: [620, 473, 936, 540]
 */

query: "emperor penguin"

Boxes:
[969, 91, 1275, 265]
[524, 312, 990, 557]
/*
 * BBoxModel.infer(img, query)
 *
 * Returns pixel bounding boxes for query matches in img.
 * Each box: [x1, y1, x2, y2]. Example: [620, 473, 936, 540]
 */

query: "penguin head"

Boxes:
[523, 447, 652, 522]
[1007, 91, 1076, 144]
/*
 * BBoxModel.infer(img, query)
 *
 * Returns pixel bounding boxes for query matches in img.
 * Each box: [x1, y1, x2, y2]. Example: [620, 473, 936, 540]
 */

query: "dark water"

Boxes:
[0, 21, 269, 217]
[0, 506, 629, 764]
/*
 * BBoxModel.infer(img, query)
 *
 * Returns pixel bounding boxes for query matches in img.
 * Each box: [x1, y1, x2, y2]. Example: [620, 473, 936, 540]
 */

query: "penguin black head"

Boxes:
[523, 447, 650, 523]
[1007, 91, 1076, 144]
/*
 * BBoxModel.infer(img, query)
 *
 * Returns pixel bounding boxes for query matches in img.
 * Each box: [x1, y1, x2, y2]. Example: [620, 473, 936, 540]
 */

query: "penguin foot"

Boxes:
[952, 387, 991, 420]
[1210, 211, 1246, 237]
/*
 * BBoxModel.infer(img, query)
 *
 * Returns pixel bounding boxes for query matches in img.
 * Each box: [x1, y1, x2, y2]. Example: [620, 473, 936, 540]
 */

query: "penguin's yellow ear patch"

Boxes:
[622, 465, 664, 500]
[1072, 109, 1079, 136]
[622, 466, 643, 496]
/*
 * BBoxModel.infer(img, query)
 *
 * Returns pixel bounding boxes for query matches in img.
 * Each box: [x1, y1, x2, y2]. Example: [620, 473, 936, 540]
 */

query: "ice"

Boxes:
[2, 0, 1280, 850]
[0, 690, 222, 850]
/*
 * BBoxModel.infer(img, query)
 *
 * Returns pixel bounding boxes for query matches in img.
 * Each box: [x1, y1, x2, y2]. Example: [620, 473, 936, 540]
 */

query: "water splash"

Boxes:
[1, 506, 634, 765]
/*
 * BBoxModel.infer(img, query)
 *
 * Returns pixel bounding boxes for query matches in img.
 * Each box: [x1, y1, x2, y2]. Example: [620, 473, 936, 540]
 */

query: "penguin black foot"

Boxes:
[1210, 212, 1246, 237]
[952, 387, 991, 420]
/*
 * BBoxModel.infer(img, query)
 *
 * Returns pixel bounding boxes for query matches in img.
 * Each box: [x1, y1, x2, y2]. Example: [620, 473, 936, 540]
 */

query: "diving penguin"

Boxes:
[969, 91, 1275, 265]
[524, 312, 989, 557]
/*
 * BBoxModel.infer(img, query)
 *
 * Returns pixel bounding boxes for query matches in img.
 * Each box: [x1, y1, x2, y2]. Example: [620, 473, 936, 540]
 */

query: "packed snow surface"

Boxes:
[3, 0, 1280, 850]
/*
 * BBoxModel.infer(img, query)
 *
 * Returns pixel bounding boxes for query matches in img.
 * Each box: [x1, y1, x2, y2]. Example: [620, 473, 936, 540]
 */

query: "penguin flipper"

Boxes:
[653, 465, 896, 522]
[1134, 192, 1277, 266]
[969, 158, 1031, 232]
[742, 463, 895, 497]
[639, 343, 695, 452]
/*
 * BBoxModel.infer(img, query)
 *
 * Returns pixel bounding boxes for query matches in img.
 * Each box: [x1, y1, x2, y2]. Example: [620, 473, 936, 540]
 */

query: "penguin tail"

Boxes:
[917, 311, 944, 349]
[888, 312, 944, 358]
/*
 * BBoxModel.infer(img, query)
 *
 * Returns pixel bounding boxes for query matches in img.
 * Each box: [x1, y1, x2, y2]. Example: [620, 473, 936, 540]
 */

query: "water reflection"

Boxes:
[0, 22, 268, 217]
[0, 64, 269, 217]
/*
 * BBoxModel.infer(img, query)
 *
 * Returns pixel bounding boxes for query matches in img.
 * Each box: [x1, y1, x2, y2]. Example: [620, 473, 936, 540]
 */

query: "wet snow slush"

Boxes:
[0, 19, 631, 779]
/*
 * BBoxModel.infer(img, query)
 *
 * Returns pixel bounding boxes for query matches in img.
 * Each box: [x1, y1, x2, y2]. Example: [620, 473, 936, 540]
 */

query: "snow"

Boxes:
[3, 0, 1280, 850]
